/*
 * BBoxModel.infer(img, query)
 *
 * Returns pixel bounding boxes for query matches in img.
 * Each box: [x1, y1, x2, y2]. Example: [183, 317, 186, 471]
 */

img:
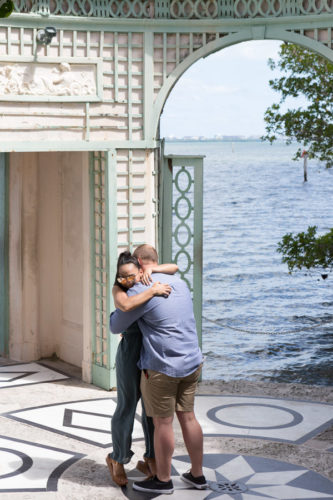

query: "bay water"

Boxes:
[164, 140, 333, 385]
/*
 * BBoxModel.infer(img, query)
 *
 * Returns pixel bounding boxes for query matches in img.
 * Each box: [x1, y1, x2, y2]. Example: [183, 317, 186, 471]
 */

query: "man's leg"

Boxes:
[153, 415, 174, 482]
[133, 370, 176, 494]
[176, 410, 203, 477]
[175, 365, 207, 489]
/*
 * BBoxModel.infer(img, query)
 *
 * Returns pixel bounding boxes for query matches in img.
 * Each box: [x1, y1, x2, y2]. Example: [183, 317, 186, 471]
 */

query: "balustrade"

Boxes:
[12, 0, 333, 18]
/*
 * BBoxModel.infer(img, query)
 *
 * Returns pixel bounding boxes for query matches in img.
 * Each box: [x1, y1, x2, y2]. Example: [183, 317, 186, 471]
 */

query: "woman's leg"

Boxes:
[136, 399, 156, 476]
[141, 399, 155, 459]
[109, 331, 142, 463]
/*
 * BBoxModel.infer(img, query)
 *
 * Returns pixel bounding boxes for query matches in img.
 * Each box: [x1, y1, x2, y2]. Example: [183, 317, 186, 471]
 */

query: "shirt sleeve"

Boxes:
[109, 306, 144, 334]
[109, 284, 148, 333]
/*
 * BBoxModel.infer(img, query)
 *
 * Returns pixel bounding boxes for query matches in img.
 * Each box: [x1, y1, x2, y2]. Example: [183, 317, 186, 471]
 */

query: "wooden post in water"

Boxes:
[301, 150, 308, 182]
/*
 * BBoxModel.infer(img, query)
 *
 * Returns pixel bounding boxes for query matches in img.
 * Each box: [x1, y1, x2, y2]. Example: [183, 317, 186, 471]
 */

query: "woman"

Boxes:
[107, 250, 177, 487]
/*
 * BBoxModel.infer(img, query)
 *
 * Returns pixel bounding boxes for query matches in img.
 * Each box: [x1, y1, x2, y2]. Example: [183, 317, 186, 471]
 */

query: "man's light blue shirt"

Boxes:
[109, 273, 203, 378]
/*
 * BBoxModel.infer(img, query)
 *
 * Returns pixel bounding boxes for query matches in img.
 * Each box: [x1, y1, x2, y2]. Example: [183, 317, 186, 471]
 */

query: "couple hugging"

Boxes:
[108, 244, 207, 495]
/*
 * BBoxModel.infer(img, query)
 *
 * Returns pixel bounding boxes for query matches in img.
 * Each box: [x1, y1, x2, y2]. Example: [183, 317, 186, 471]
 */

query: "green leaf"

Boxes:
[277, 227, 333, 274]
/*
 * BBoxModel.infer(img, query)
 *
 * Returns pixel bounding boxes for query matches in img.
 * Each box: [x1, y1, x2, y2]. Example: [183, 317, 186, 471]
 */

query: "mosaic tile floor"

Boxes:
[0, 362, 69, 389]
[123, 454, 333, 499]
[5, 395, 333, 447]
[1, 363, 333, 498]
[0, 435, 83, 492]
[195, 395, 333, 444]
[4, 397, 143, 447]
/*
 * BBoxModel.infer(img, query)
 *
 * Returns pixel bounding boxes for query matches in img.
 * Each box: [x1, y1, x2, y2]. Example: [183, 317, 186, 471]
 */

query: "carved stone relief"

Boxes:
[0, 61, 97, 98]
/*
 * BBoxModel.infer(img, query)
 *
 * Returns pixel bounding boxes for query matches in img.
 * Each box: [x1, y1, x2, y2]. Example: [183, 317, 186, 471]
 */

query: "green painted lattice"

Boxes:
[13, 0, 152, 16]
[116, 150, 148, 252]
[12, 0, 333, 17]
[160, 154, 204, 348]
[90, 150, 118, 390]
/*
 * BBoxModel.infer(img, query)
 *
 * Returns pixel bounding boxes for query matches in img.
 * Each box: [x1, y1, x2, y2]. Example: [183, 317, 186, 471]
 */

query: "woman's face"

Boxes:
[117, 263, 141, 289]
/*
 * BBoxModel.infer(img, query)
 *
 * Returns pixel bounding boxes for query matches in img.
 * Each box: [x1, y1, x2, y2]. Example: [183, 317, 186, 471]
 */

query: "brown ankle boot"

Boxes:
[136, 457, 157, 478]
[106, 456, 128, 486]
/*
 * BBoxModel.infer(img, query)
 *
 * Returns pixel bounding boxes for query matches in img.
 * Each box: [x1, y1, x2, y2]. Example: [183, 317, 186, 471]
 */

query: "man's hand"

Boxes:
[151, 281, 171, 297]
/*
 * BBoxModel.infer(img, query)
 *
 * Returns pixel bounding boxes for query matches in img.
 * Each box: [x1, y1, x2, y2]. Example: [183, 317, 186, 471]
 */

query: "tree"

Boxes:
[0, 1, 14, 18]
[264, 44, 333, 276]
[263, 43, 333, 168]
[277, 226, 333, 278]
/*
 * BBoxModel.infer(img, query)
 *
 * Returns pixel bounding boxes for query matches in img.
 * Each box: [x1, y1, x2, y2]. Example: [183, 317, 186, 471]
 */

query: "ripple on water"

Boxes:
[166, 140, 333, 385]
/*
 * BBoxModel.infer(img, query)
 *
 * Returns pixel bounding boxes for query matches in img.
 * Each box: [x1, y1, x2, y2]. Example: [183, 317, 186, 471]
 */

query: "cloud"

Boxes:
[214, 40, 282, 62]
[169, 76, 239, 97]
[201, 83, 240, 94]
[160, 40, 287, 137]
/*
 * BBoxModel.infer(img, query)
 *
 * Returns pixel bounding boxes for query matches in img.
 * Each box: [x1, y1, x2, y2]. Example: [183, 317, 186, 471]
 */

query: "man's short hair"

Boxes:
[133, 244, 158, 263]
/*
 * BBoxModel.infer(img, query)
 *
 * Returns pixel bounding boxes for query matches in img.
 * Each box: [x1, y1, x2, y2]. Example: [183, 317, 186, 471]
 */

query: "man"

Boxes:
[110, 244, 207, 495]
[107, 248, 176, 486]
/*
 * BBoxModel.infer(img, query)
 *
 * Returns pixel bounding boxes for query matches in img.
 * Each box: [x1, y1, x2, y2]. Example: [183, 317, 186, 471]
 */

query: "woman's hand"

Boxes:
[141, 267, 153, 286]
[151, 281, 172, 297]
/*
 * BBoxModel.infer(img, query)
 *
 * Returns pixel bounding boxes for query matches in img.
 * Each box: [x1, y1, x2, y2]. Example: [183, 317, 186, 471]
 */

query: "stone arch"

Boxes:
[151, 29, 333, 138]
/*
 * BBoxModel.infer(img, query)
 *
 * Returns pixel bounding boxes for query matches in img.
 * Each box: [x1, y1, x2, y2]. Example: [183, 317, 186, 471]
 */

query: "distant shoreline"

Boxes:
[164, 137, 286, 143]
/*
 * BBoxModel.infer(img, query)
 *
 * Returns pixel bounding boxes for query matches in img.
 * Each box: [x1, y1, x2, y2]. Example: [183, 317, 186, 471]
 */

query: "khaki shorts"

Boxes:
[140, 365, 202, 418]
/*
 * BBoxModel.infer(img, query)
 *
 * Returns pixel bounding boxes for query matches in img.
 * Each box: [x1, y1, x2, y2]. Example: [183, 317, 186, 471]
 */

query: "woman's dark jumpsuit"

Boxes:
[109, 321, 154, 463]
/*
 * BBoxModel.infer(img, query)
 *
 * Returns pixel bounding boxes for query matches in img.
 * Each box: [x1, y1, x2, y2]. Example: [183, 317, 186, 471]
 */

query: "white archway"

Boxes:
[152, 30, 333, 138]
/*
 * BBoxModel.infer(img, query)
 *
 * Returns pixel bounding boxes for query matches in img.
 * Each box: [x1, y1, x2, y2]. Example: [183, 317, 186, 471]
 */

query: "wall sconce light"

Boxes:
[36, 27, 57, 45]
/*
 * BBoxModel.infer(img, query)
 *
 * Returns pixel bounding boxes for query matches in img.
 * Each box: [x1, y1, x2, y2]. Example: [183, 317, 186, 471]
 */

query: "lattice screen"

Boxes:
[116, 149, 156, 252]
[90, 151, 110, 371]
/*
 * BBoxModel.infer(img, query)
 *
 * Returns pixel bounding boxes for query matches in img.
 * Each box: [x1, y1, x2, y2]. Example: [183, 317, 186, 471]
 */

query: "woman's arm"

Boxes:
[112, 282, 171, 312]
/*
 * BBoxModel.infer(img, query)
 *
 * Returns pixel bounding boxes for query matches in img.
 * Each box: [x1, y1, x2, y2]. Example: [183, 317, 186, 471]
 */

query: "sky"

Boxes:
[160, 40, 287, 138]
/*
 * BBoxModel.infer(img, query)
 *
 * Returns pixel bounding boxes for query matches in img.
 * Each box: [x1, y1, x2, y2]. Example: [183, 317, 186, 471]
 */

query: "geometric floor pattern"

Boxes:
[124, 454, 333, 499]
[0, 363, 69, 389]
[3, 397, 145, 448]
[195, 395, 333, 444]
[0, 435, 83, 492]
[1, 371, 333, 498]
[4, 395, 333, 447]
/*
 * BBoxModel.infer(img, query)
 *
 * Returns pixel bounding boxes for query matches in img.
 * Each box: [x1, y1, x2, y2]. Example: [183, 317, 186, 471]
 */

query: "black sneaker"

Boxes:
[133, 475, 174, 494]
[181, 471, 208, 489]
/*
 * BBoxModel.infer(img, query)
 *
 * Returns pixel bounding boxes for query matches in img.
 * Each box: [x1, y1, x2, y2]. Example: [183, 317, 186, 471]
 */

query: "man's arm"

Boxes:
[109, 302, 145, 334]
